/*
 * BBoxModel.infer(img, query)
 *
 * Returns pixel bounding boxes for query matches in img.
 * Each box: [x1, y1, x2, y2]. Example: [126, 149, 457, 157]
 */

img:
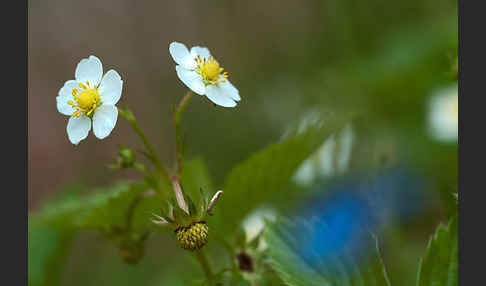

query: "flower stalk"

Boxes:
[173, 91, 194, 176]
[193, 249, 213, 281]
[118, 107, 169, 180]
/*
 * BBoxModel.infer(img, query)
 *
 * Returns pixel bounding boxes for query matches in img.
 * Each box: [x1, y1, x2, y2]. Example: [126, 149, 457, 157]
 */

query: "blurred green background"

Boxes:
[28, 0, 457, 285]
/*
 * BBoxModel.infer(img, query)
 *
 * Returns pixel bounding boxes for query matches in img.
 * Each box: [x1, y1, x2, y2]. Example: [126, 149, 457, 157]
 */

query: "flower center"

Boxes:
[68, 81, 101, 117]
[195, 56, 229, 85]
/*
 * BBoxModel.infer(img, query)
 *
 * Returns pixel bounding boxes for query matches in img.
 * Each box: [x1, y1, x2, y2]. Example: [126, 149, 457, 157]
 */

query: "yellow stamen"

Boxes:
[78, 82, 87, 90]
[195, 56, 229, 85]
[68, 82, 101, 117]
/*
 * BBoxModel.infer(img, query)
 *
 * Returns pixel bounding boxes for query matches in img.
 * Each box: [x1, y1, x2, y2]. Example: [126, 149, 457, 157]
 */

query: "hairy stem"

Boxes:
[213, 232, 237, 271]
[119, 107, 169, 180]
[125, 193, 142, 231]
[194, 249, 213, 281]
[173, 91, 194, 176]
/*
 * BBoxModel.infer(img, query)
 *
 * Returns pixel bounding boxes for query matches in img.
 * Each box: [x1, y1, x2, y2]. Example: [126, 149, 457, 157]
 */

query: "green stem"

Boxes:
[119, 107, 169, 180]
[213, 232, 237, 271]
[174, 91, 195, 128]
[125, 193, 142, 231]
[133, 162, 150, 176]
[173, 91, 194, 176]
[193, 249, 213, 281]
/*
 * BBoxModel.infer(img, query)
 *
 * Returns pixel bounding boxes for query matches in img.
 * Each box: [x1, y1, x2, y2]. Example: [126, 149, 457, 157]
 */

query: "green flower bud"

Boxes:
[117, 145, 136, 168]
[175, 222, 208, 250]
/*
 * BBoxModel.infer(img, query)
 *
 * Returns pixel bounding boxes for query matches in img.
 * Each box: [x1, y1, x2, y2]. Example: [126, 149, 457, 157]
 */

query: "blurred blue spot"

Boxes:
[287, 167, 429, 270]
[369, 168, 429, 224]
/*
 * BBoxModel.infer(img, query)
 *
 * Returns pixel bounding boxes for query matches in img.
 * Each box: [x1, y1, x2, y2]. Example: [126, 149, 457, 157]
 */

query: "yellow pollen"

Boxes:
[68, 83, 101, 117]
[195, 56, 229, 85]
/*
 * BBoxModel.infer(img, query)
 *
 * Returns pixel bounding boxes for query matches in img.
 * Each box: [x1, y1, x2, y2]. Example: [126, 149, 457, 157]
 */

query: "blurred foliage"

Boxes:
[264, 218, 391, 286]
[28, 186, 81, 286]
[28, 221, 74, 286]
[212, 114, 349, 235]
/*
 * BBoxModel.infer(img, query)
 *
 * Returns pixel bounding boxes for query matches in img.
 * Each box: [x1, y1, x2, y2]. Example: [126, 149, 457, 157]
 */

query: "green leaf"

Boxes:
[28, 185, 90, 286]
[78, 182, 169, 263]
[32, 181, 162, 234]
[130, 189, 167, 232]
[203, 269, 250, 286]
[416, 216, 458, 286]
[264, 218, 390, 286]
[79, 182, 148, 231]
[28, 220, 75, 286]
[215, 114, 348, 235]
[32, 185, 87, 229]
[29, 181, 166, 270]
[28, 185, 85, 286]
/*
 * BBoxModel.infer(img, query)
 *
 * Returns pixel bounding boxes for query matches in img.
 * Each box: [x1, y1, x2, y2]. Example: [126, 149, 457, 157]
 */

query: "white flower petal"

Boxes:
[175, 65, 206, 95]
[242, 208, 276, 243]
[190, 46, 212, 59]
[336, 124, 354, 174]
[219, 79, 240, 101]
[75, 55, 103, 87]
[169, 42, 197, 70]
[169, 42, 190, 64]
[56, 80, 77, 116]
[92, 105, 118, 139]
[99, 69, 123, 105]
[205, 84, 237, 107]
[317, 135, 336, 177]
[293, 158, 315, 187]
[67, 115, 91, 145]
[427, 89, 458, 142]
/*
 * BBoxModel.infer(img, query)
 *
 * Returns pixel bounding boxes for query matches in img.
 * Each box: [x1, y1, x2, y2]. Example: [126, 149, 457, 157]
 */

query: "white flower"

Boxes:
[56, 55, 123, 145]
[169, 42, 240, 108]
[427, 84, 458, 143]
[293, 123, 354, 187]
[242, 208, 276, 251]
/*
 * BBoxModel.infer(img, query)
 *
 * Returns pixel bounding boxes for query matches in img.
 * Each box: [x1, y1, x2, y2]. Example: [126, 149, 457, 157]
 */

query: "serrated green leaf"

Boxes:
[31, 185, 87, 229]
[416, 216, 458, 286]
[264, 218, 390, 286]
[215, 115, 348, 235]
[130, 190, 167, 232]
[79, 182, 148, 231]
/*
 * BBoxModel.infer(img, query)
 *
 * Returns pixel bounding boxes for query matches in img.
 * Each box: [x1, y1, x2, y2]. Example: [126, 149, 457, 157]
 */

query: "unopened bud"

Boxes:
[117, 146, 136, 168]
